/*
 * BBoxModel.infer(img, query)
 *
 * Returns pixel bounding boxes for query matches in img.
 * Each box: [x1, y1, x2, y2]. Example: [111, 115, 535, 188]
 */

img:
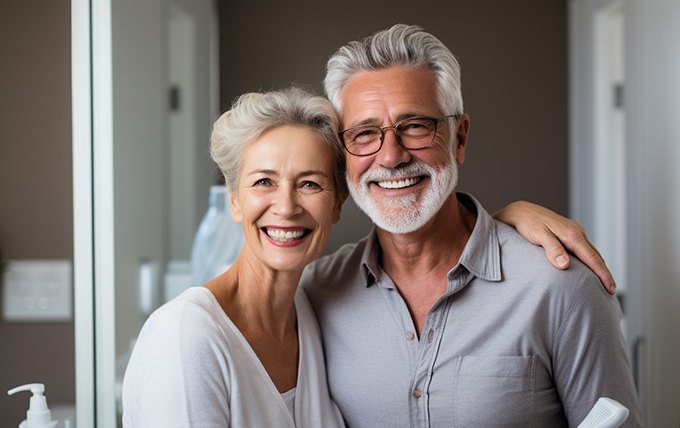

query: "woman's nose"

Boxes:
[272, 187, 301, 217]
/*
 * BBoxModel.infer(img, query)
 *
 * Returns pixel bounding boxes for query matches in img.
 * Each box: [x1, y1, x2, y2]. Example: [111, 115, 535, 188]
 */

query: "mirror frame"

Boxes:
[72, 0, 117, 426]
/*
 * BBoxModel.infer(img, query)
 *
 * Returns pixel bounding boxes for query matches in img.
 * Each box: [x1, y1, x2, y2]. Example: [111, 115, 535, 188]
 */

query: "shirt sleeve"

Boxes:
[122, 299, 231, 428]
[551, 271, 643, 427]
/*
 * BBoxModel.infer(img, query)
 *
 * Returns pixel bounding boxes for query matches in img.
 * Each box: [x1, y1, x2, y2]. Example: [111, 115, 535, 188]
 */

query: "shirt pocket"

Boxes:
[454, 355, 536, 427]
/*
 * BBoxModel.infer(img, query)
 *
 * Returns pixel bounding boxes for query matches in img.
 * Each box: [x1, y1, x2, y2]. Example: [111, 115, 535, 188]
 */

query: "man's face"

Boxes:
[338, 65, 468, 234]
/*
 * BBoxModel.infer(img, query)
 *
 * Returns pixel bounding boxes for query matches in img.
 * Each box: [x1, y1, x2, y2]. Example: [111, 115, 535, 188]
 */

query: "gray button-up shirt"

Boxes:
[302, 193, 642, 427]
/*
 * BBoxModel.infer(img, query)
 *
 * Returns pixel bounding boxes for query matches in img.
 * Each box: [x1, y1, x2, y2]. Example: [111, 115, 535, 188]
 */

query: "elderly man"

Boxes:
[302, 24, 641, 427]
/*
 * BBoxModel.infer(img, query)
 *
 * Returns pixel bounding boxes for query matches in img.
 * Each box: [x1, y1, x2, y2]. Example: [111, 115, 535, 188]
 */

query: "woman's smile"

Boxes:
[263, 226, 310, 245]
[231, 125, 341, 272]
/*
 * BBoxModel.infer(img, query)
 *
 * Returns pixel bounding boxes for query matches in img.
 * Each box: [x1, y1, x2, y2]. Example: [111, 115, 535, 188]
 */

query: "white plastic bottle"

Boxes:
[190, 185, 244, 286]
[6, 383, 58, 428]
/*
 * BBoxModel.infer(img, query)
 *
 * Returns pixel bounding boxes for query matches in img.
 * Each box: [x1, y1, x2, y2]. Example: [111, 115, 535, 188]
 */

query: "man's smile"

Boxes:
[375, 176, 423, 189]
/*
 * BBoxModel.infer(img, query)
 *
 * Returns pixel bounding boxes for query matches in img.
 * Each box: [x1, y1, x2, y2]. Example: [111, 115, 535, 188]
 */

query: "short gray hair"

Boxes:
[210, 87, 347, 198]
[323, 24, 463, 118]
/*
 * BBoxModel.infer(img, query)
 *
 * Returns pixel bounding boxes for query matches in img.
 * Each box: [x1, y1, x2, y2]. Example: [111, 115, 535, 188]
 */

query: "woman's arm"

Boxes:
[494, 201, 616, 295]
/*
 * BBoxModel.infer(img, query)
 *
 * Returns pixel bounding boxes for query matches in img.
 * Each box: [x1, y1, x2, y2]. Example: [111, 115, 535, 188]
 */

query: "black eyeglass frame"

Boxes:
[338, 114, 460, 157]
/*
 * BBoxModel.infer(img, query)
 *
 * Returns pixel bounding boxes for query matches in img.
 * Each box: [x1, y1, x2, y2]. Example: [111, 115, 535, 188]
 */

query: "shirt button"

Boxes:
[406, 331, 415, 341]
[412, 388, 422, 399]
[427, 330, 434, 343]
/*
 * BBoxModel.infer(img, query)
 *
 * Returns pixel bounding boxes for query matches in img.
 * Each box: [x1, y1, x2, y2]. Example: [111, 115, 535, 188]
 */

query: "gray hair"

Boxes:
[323, 24, 463, 118]
[210, 87, 347, 199]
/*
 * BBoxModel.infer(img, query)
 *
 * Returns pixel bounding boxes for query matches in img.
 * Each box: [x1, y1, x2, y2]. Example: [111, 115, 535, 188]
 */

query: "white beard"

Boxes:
[348, 154, 459, 234]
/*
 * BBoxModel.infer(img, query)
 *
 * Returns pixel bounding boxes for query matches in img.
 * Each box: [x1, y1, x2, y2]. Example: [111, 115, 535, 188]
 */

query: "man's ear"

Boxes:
[454, 114, 471, 166]
[229, 189, 243, 224]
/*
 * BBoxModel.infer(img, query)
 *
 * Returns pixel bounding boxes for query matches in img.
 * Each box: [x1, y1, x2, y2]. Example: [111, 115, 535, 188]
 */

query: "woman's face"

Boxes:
[231, 125, 341, 273]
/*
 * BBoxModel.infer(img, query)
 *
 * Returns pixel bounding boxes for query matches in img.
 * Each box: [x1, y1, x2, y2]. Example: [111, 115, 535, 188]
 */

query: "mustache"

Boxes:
[358, 162, 434, 184]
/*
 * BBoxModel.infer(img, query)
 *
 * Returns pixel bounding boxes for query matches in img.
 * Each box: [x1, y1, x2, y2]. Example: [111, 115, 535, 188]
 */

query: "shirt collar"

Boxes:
[360, 229, 382, 287]
[358, 192, 502, 287]
[454, 193, 502, 282]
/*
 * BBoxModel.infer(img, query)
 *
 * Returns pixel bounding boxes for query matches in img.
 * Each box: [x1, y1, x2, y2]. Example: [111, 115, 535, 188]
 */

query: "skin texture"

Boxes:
[207, 125, 342, 391]
[342, 67, 464, 235]
[231, 125, 341, 274]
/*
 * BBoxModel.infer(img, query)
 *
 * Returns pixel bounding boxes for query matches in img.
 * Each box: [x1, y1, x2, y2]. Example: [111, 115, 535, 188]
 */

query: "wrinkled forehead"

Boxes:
[239, 126, 335, 174]
[338, 65, 442, 128]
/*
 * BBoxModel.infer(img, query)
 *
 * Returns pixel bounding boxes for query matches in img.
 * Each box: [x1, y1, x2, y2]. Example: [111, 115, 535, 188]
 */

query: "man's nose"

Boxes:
[377, 128, 411, 168]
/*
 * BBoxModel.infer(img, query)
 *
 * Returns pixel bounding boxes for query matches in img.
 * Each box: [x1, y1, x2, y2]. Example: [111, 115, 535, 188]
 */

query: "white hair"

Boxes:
[323, 23, 464, 118]
[210, 87, 347, 198]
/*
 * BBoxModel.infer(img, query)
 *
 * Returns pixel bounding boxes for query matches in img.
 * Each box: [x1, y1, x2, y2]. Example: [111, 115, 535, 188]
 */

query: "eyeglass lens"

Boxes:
[344, 118, 437, 155]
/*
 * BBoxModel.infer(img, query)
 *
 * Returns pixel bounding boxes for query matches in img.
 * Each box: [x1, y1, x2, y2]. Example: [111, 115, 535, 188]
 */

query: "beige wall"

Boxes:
[0, 0, 74, 423]
[218, 0, 569, 253]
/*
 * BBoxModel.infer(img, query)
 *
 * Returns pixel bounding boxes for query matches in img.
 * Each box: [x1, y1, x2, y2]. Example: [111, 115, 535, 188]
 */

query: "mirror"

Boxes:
[109, 0, 221, 420]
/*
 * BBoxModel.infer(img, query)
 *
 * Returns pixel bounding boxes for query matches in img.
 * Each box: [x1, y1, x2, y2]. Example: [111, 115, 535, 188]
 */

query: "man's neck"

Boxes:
[375, 193, 476, 334]
[377, 193, 476, 277]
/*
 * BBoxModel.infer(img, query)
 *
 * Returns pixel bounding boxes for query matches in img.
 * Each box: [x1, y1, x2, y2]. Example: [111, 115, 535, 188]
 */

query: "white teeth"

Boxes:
[266, 229, 305, 242]
[377, 177, 420, 189]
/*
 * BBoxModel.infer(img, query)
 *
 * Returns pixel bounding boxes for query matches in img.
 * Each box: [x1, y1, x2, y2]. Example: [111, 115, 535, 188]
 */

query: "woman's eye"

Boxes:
[300, 181, 321, 189]
[254, 178, 272, 187]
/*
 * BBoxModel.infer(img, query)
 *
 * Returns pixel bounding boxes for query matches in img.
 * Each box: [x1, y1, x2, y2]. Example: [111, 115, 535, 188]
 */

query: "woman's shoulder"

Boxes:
[122, 288, 234, 426]
[134, 287, 236, 355]
[150, 286, 225, 325]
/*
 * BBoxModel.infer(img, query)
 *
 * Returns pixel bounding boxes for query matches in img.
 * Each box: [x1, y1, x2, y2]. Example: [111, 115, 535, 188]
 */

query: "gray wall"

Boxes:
[0, 0, 74, 423]
[218, 0, 569, 254]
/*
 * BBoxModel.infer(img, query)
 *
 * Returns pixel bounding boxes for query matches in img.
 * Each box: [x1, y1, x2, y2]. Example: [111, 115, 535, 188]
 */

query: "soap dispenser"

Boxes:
[7, 383, 58, 428]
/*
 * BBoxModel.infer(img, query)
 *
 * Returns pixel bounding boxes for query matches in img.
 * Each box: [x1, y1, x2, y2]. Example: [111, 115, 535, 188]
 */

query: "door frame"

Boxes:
[71, 0, 220, 425]
[569, 0, 647, 416]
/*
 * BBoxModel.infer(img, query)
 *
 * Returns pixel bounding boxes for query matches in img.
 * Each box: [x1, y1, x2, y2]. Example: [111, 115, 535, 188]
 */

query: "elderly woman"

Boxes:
[123, 87, 346, 427]
[122, 86, 615, 427]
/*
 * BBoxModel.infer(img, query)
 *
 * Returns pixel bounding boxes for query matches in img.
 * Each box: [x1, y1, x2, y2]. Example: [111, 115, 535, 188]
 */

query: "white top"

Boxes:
[122, 287, 344, 428]
[281, 388, 296, 422]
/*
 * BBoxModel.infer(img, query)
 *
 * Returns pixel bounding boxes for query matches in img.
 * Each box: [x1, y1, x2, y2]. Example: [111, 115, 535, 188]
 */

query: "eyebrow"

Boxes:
[346, 113, 425, 128]
[247, 169, 330, 179]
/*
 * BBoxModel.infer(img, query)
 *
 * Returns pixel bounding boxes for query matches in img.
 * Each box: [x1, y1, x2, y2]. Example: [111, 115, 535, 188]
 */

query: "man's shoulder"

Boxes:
[301, 235, 370, 293]
[493, 220, 605, 299]
[305, 238, 368, 279]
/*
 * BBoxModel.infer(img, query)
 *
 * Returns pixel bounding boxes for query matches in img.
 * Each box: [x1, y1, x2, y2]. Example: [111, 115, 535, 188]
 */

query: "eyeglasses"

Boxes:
[339, 114, 459, 157]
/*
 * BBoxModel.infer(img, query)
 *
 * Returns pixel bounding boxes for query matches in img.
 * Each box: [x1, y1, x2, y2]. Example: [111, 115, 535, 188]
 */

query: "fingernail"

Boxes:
[556, 255, 568, 267]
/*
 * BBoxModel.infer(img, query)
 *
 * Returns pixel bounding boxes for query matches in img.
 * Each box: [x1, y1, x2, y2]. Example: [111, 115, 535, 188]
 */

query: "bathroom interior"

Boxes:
[1, 0, 679, 426]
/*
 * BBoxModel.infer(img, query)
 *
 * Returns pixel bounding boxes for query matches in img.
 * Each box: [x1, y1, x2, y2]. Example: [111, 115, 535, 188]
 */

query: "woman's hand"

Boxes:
[494, 201, 616, 295]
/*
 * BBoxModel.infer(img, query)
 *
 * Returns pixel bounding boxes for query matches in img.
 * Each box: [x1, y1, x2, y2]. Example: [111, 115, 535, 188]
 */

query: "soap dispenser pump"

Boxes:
[7, 383, 58, 428]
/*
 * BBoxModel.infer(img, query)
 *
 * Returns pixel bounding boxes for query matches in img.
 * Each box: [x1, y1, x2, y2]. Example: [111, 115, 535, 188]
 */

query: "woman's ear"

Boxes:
[229, 190, 243, 224]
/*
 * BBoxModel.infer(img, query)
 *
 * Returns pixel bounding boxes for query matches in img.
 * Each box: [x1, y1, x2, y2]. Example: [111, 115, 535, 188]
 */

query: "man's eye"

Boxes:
[356, 129, 379, 137]
[351, 128, 380, 143]
[400, 121, 430, 132]
[399, 120, 433, 137]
